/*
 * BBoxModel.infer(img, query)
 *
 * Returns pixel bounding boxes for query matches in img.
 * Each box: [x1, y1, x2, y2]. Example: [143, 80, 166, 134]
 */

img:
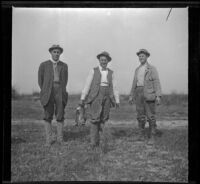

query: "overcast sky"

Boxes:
[12, 8, 188, 95]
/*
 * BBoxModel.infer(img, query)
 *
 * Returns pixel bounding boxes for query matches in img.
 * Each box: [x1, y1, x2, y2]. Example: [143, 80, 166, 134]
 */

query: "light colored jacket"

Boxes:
[38, 60, 68, 106]
[129, 62, 162, 101]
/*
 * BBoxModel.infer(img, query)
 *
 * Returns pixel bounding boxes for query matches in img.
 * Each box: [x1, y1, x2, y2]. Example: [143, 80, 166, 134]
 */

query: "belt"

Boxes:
[100, 85, 109, 87]
[53, 81, 60, 84]
[136, 85, 144, 87]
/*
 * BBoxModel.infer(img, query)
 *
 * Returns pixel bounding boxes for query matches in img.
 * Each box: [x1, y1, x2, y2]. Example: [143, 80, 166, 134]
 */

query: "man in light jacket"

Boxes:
[129, 49, 161, 143]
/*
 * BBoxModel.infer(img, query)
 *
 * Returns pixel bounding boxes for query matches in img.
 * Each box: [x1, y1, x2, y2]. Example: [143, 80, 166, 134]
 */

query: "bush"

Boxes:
[120, 93, 188, 106]
[12, 86, 20, 100]
[32, 91, 40, 97]
[161, 93, 188, 106]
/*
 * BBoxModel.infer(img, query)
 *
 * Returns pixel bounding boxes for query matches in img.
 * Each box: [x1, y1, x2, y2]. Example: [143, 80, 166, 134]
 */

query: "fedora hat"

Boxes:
[97, 51, 112, 62]
[49, 45, 63, 53]
[136, 49, 150, 57]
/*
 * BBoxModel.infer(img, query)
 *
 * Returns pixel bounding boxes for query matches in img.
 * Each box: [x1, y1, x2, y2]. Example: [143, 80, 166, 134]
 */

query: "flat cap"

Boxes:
[49, 45, 63, 53]
[136, 49, 150, 57]
[97, 51, 112, 62]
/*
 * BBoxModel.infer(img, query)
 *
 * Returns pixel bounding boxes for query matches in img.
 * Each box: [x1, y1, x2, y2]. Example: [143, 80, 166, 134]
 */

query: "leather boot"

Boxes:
[148, 124, 157, 144]
[90, 122, 100, 148]
[44, 121, 53, 147]
[57, 122, 64, 144]
[149, 122, 157, 136]
[135, 120, 146, 141]
[137, 128, 145, 141]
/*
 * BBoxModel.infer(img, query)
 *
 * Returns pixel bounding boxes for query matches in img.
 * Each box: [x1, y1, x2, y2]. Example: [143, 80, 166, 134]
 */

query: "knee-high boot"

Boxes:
[136, 119, 146, 141]
[148, 119, 157, 144]
[90, 122, 100, 147]
[57, 121, 64, 143]
[44, 121, 53, 146]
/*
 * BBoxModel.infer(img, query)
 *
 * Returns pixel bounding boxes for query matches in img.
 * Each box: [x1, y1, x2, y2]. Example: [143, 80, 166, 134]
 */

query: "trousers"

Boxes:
[43, 83, 65, 122]
[90, 86, 111, 123]
[135, 86, 156, 128]
[89, 86, 111, 146]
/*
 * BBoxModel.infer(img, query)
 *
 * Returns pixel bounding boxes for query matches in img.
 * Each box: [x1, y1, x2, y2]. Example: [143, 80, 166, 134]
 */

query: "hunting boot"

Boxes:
[135, 120, 146, 141]
[100, 122, 111, 153]
[57, 121, 64, 145]
[44, 121, 53, 147]
[90, 122, 100, 149]
[137, 127, 145, 141]
[148, 123, 157, 144]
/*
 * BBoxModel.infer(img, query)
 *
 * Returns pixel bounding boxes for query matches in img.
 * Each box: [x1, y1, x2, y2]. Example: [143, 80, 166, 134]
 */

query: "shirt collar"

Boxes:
[139, 61, 148, 68]
[98, 65, 107, 71]
[50, 58, 60, 64]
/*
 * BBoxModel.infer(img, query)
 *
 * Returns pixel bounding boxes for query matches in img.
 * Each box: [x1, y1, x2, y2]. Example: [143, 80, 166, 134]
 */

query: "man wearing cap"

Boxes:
[129, 49, 162, 143]
[38, 45, 68, 147]
[80, 51, 120, 149]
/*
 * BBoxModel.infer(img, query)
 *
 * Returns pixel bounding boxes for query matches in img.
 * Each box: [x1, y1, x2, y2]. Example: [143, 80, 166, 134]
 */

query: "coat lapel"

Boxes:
[144, 62, 151, 77]
[47, 60, 54, 79]
[48, 60, 62, 80]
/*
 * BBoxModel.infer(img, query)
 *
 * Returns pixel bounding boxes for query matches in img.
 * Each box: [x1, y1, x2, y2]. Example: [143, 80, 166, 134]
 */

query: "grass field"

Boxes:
[12, 94, 188, 121]
[11, 94, 188, 182]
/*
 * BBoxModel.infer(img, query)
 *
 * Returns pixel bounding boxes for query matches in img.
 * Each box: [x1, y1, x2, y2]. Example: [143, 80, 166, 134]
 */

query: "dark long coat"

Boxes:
[38, 60, 68, 106]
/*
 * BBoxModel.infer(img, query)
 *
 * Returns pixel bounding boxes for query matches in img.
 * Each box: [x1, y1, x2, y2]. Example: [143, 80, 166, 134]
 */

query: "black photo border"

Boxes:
[2, 1, 200, 184]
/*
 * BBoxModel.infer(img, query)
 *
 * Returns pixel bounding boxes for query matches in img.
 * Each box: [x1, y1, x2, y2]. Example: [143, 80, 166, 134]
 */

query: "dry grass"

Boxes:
[12, 94, 188, 121]
[11, 95, 188, 182]
[11, 121, 188, 182]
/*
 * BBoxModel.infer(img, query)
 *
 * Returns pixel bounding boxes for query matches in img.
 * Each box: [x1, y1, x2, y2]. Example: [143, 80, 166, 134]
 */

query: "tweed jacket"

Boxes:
[129, 62, 162, 101]
[38, 60, 68, 106]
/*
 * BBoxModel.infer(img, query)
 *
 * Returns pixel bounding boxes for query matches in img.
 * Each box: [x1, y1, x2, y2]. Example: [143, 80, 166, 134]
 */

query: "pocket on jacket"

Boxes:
[146, 78, 153, 87]
[147, 76, 152, 81]
[145, 93, 156, 101]
[145, 89, 156, 101]
[147, 88, 154, 93]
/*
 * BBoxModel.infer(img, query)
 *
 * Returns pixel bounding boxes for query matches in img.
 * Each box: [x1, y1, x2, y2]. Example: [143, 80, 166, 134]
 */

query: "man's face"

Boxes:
[138, 53, 148, 65]
[50, 49, 61, 61]
[99, 56, 109, 69]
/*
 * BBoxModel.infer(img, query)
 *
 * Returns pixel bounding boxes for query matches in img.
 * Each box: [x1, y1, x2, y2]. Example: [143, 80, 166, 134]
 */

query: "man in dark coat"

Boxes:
[38, 45, 68, 146]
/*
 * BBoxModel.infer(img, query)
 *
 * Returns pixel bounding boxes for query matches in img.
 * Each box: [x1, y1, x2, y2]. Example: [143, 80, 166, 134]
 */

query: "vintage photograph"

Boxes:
[11, 7, 188, 182]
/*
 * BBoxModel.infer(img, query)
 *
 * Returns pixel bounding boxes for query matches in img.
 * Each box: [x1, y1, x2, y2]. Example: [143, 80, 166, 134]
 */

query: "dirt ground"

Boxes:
[11, 118, 188, 182]
[12, 118, 188, 127]
[11, 96, 188, 182]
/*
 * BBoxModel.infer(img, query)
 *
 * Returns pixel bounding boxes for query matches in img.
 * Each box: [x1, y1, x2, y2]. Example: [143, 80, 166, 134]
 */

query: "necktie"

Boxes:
[54, 63, 57, 70]
[53, 63, 59, 82]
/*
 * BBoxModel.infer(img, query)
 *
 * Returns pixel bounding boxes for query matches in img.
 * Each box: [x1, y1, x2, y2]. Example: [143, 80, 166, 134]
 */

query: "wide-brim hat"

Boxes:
[97, 51, 112, 62]
[49, 45, 63, 54]
[136, 49, 150, 57]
